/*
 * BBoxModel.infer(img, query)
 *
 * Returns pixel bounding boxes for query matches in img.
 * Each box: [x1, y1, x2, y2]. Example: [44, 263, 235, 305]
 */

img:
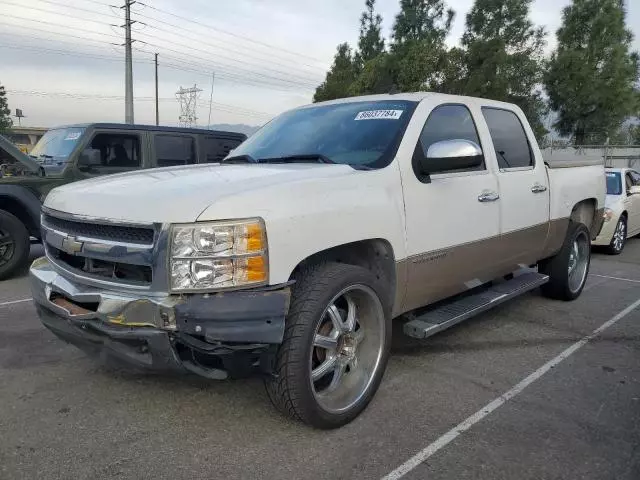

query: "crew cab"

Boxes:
[29, 94, 605, 428]
[0, 124, 246, 279]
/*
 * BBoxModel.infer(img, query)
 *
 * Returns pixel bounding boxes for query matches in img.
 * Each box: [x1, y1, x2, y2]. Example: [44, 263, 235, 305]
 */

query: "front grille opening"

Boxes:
[50, 247, 152, 284]
[175, 343, 226, 371]
[43, 214, 155, 245]
[50, 292, 99, 313]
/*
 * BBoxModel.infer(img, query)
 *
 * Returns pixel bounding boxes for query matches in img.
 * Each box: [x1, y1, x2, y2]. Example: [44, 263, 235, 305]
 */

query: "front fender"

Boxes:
[196, 168, 407, 284]
[0, 185, 43, 235]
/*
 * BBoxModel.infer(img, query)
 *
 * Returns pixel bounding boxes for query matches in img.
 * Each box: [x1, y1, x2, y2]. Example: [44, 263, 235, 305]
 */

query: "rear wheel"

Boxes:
[539, 222, 590, 301]
[0, 210, 30, 280]
[607, 216, 626, 255]
[265, 262, 391, 429]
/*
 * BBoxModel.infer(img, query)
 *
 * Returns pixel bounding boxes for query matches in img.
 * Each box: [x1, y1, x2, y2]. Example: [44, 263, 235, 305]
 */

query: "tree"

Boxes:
[391, 0, 454, 47]
[349, 53, 397, 96]
[460, 0, 548, 140]
[313, 43, 358, 102]
[0, 83, 12, 133]
[355, 0, 385, 68]
[545, 0, 640, 145]
[390, 0, 455, 92]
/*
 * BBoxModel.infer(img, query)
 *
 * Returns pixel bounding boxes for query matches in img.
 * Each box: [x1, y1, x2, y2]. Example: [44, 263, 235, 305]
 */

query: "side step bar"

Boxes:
[403, 271, 549, 340]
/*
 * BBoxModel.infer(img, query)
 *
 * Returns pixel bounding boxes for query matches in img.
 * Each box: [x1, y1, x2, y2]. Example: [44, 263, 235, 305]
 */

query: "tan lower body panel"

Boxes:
[395, 219, 570, 315]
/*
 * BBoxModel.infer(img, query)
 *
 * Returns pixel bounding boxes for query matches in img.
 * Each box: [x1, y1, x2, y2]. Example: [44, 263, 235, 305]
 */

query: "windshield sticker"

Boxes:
[354, 110, 403, 121]
[64, 132, 81, 141]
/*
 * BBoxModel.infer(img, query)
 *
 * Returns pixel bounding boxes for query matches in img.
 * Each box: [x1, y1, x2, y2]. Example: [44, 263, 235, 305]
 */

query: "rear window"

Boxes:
[482, 107, 533, 169]
[154, 135, 196, 167]
[606, 171, 622, 195]
[202, 136, 243, 163]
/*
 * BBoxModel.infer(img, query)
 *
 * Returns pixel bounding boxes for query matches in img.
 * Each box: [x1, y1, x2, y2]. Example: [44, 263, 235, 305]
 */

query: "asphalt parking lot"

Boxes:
[1, 243, 639, 480]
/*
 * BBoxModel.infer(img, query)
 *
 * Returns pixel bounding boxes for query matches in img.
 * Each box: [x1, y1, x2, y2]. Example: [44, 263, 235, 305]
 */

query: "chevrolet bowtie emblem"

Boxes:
[60, 236, 83, 254]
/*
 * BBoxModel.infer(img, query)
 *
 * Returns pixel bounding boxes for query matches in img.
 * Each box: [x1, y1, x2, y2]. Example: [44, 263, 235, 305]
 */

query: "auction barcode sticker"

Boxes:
[354, 110, 403, 120]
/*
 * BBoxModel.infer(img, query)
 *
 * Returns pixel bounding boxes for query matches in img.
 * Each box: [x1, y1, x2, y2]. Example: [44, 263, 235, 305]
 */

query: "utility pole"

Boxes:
[207, 72, 215, 127]
[155, 53, 159, 126]
[123, 0, 135, 124]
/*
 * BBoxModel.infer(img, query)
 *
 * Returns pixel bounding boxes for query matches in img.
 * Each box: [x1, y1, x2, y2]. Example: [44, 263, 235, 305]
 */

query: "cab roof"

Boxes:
[309, 92, 521, 111]
[48, 123, 247, 139]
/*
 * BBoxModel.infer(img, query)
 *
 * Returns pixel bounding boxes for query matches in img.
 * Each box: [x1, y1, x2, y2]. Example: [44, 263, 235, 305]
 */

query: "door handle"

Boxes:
[531, 183, 547, 193]
[478, 191, 500, 202]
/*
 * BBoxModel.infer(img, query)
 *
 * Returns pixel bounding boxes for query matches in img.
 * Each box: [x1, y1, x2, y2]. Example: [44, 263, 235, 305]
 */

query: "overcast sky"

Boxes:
[1, 0, 639, 129]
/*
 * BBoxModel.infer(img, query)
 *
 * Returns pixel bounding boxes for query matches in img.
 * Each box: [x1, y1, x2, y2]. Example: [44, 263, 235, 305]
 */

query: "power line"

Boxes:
[5, 2, 320, 89]
[135, 2, 325, 65]
[134, 37, 317, 89]
[129, 11, 325, 75]
[29, 0, 119, 19]
[2, 14, 121, 40]
[0, 24, 122, 50]
[132, 29, 320, 87]
[7, 90, 273, 120]
[1, 1, 115, 26]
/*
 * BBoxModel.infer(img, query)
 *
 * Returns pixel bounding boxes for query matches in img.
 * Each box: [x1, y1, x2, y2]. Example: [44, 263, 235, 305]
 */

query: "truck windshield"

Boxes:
[29, 127, 85, 161]
[227, 100, 418, 169]
[606, 171, 622, 195]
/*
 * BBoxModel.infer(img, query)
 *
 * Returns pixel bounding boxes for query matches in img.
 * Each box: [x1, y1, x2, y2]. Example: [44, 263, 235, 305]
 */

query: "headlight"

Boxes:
[603, 208, 614, 222]
[169, 219, 267, 292]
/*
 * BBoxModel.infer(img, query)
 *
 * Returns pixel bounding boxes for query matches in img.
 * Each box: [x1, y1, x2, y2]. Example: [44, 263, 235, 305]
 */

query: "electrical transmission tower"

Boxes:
[176, 85, 202, 127]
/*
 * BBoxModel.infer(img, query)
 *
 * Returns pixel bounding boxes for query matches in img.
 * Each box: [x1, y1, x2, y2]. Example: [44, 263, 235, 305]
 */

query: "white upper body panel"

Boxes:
[44, 92, 606, 286]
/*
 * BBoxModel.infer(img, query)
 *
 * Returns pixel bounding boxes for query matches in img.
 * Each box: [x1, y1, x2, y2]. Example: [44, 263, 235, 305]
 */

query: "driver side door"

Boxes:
[400, 102, 501, 312]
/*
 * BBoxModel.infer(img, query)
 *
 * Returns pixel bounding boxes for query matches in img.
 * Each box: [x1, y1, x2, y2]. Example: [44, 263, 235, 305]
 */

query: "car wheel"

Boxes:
[607, 215, 626, 255]
[0, 210, 30, 281]
[539, 221, 591, 301]
[265, 262, 391, 429]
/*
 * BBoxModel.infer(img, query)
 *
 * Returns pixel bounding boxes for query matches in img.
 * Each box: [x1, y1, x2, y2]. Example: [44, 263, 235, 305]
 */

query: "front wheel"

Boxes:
[539, 222, 591, 301]
[265, 262, 391, 429]
[607, 216, 626, 255]
[0, 210, 30, 281]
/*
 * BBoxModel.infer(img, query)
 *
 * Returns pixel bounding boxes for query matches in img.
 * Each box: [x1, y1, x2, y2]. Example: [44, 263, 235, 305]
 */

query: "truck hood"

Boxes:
[0, 133, 44, 175]
[44, 163, 357, 223]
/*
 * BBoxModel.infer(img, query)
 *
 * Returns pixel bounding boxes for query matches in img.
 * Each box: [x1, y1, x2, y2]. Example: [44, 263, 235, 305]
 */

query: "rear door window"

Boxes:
[154, 135, 196, 167]
[482, 108, 533, 169]
[202, 136, 243, 163]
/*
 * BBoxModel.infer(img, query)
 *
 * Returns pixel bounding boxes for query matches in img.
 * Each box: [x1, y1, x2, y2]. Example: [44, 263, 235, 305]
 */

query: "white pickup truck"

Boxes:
[30, 93, 605, 428]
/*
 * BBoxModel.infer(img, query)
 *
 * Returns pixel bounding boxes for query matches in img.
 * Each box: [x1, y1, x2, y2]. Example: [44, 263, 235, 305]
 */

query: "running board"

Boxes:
[403, 272, 549, 340]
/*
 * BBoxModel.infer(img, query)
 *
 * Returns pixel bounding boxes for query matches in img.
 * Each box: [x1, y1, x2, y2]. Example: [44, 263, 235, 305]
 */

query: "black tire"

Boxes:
[539, 221, 591, 301]
[0, 209, 30, 281]
[607, 215, 627, 255]
[265, 262, 392, 429]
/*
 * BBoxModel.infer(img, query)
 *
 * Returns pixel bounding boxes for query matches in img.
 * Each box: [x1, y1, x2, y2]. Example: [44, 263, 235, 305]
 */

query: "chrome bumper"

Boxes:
[30, 257, 290, 378]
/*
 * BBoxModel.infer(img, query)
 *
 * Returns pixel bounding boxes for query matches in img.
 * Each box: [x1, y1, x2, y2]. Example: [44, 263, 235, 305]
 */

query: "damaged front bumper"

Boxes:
[29, 257, 290, 379]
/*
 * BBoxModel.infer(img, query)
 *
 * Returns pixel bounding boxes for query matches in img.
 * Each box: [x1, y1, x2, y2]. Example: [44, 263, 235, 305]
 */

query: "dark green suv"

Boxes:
[0, 123, 246, 279]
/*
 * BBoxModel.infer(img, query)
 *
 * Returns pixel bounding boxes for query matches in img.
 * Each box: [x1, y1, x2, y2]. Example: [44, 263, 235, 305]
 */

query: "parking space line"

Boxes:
[0, 298, 31, 307]
[382, 296, 640, 480]
[591, 274, 640, 284]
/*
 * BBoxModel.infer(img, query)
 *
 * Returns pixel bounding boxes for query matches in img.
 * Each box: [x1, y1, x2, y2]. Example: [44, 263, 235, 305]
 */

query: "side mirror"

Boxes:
[78, 148, 102, 169]
[628, 185, 640, 195]
[418, 139, 483, 176]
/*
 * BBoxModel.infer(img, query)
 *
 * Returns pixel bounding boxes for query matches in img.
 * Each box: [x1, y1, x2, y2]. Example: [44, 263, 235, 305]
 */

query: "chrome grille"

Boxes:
[42, 212, 156, 287]
[43, 214, 154, 245]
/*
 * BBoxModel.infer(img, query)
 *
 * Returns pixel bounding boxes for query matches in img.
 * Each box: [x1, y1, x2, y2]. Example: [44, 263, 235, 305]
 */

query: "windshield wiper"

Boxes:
[255, 154, 336, 165]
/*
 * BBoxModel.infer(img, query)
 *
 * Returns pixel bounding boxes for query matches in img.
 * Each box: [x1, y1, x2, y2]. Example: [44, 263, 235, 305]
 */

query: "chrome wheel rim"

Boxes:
[309, 284, 385, 414]
[568, 231, 589, 293]
[0, 228, 14, 267]
[612, 219, 626, 252]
